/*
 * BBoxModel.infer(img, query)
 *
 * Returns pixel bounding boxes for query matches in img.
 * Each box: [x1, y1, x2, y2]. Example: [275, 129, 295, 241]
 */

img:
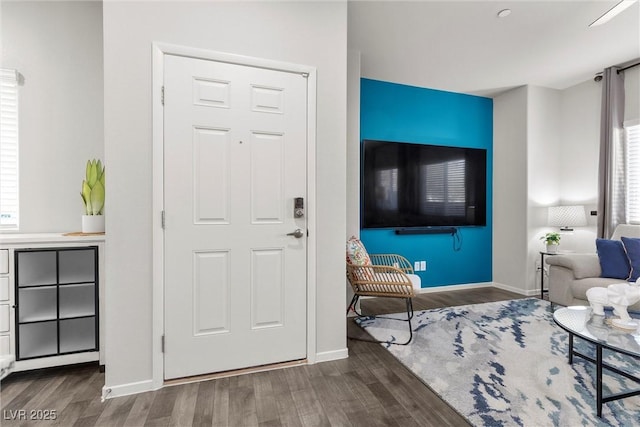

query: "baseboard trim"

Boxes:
[415, 281, 494, 294]
[102, 379, 155, 401]
[315, 348, 349, 363]
[490, 281, 534, 296]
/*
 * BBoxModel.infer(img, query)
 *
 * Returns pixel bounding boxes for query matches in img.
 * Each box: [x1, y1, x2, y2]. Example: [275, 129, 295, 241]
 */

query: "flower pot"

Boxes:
[546, 243, 558, 254]
[82, 215, 105, 233]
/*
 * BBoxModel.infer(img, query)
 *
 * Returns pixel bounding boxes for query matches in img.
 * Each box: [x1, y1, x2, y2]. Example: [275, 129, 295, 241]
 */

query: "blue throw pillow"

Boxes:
[622, 237, 640, 282]
[596, 238, 630, 279]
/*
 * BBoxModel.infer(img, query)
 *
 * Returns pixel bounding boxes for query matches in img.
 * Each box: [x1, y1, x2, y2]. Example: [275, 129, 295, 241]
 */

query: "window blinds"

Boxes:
[626, 120, 640, 225]
[0, 69, 19, 228]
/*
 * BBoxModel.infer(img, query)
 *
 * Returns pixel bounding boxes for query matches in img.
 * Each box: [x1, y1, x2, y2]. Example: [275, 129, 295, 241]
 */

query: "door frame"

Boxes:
[151, 42, 317, 389]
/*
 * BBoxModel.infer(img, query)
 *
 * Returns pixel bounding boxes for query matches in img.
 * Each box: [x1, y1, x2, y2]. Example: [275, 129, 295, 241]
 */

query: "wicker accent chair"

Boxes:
[346, 247, 419, 345]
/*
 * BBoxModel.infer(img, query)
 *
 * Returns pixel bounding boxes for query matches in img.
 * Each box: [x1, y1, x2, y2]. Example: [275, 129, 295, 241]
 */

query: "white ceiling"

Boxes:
[348, 0, 640, 97]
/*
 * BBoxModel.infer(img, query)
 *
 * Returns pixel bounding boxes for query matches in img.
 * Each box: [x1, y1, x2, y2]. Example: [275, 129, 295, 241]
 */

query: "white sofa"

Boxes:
[546, 224, 640, 311]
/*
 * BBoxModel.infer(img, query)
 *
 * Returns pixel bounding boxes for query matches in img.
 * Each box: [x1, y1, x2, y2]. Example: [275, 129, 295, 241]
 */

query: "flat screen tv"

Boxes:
[361, 139, 487, 229]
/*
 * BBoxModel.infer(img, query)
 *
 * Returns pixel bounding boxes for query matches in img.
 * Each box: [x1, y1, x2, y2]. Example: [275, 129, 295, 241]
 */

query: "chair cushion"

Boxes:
[346, 236, 371, 266]
[596, 238, 630, 279]
[622, 237, 640, 282]
[370, 271, 420, 289]
[407, 273, 422, 290]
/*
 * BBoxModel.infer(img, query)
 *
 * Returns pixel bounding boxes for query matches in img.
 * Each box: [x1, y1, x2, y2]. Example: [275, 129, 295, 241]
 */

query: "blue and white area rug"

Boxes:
[355, 298, 640, 426]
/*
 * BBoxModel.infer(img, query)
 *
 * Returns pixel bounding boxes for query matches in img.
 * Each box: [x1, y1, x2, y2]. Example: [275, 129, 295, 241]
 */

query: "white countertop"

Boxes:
[0, 232, 105, 245]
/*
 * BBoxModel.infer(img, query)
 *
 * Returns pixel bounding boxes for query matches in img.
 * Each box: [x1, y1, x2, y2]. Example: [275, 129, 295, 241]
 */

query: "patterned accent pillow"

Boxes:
[346, 236, 371, 266]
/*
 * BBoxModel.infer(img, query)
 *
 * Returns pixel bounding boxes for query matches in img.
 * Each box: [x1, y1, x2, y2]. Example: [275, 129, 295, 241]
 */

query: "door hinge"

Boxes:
[161, 210, 165, 229]
[161, 86, 165, 105]
[161, 335, 165, 353]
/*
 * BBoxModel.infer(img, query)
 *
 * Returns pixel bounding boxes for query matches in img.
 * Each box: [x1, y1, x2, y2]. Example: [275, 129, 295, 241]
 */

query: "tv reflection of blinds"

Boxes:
[375, 168, 398, 211]
[361, 140, 486, 229]
[420, 159, 466, 217]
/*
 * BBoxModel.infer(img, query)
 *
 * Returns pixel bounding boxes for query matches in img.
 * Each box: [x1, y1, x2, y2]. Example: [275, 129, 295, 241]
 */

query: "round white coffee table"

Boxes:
[553, 307, 640, 418]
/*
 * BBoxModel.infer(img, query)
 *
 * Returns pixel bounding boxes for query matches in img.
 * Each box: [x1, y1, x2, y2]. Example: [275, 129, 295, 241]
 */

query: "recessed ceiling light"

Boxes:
[497, 9, 512, 18]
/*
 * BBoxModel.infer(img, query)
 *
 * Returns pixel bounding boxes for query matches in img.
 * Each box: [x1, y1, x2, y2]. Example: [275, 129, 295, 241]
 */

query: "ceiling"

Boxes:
[348, 0, 640, 97]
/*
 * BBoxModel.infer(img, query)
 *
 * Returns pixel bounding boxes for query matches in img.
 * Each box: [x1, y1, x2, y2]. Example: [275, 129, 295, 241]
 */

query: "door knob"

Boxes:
[287, 229, 304, 238]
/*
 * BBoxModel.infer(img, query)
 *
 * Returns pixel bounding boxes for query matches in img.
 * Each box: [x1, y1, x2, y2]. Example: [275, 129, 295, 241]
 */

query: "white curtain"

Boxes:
[597, 67, 626, 238]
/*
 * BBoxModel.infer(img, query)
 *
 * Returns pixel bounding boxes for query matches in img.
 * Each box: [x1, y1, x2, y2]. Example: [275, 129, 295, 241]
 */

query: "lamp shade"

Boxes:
[548, 205, 587, 230]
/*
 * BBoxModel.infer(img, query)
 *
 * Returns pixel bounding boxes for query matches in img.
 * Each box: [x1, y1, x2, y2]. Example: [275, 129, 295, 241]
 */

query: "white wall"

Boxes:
[527, 86, 561, 292]
[346, 50, 360, 309]
[558, 79, 601, 252]
[494, 66, 640, 294]
[494, 83, 599, 294]
[561, 68, 640, 207]
[347, 50, 361, 238]
[103, 1, 347, 391]
[559, 79, 600, 205]
[557, 66, 640, 251]
[527, 86, 562, 209]
[0, 1, 103, 233]
[494, 84, 585, 294]
[492, 86, 528, 291]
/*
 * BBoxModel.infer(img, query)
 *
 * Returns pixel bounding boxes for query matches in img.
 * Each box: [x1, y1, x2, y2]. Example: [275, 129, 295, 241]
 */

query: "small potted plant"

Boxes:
[540, 232, 561, 253]
[80, 159, 105, 233]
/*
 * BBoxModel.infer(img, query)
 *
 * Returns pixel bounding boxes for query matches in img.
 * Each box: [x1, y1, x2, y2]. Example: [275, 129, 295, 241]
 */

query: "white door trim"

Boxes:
[151, 42, 317, 390]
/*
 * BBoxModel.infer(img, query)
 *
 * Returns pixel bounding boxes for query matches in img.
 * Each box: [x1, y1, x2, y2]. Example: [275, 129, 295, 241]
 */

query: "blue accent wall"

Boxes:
[360, 78, 493, 287]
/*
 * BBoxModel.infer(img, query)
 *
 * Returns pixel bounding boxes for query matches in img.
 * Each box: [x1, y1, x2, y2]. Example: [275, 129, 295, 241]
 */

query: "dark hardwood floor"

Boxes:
[1, 287, 524, 426]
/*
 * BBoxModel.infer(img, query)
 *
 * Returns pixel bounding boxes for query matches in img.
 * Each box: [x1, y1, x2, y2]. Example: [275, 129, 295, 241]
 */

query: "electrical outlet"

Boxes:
[420, 260, 426, 271]
[414, 261, 420, 271]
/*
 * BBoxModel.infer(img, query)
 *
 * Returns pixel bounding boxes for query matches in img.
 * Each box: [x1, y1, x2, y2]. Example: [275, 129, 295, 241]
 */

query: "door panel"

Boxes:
[163, 54, 307, 379]
[193, 128, 230, 224]
[250, 248, 285, 329]
[193, 251, 229, 335]
[251, 132, 285, 223]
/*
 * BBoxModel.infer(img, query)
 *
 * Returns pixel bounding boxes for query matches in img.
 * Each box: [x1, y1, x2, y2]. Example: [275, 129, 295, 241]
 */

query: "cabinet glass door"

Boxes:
[59, 284, 95, 318]
[60, 317, 96, 353]
[18, 286, 57, 322]
[59, 249, 95, 284]
[17, 251, 56, 286]
[19, 321, 57, 358]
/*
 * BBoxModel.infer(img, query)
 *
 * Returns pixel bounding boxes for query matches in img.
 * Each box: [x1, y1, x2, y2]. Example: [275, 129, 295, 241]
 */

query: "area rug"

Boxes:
[355, 298, 640, 426]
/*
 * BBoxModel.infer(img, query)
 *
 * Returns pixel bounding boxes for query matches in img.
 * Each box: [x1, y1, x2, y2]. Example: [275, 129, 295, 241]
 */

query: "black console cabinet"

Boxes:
[15, 247, 99, 360]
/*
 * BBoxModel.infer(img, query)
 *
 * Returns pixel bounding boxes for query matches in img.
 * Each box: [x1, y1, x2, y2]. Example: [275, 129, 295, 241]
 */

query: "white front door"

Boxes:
[163, 54, 308, 380]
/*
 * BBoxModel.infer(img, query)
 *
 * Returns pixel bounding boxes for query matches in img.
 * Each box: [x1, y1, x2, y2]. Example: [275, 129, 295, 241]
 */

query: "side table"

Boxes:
[539, 251, 558, 299]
